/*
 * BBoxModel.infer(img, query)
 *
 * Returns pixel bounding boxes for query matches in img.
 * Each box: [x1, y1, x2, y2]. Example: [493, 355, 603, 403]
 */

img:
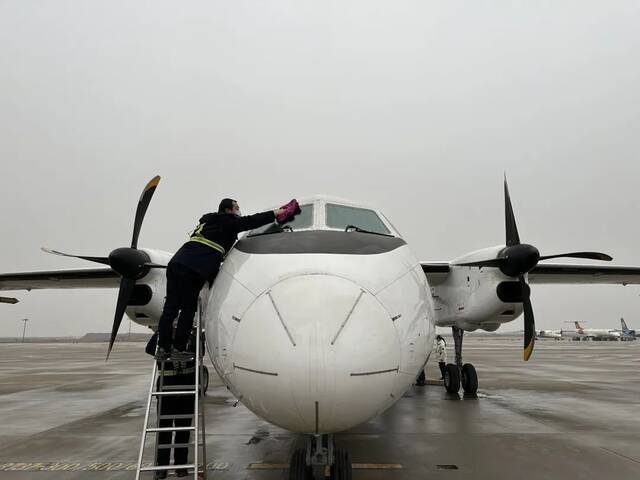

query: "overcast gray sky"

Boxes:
[1, 1, 640, 337]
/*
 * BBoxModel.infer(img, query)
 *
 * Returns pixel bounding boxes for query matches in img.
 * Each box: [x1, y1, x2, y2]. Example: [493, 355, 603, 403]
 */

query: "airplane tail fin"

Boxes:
[574, 321, 583, 330]
[621, 318, 629, 331]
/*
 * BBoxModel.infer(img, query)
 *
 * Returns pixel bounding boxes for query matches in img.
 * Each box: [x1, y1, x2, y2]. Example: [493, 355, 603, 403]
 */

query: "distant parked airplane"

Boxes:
[537, 329, 562, 339]
[616, 318, 637, 340]
[562, 321, 621, 341]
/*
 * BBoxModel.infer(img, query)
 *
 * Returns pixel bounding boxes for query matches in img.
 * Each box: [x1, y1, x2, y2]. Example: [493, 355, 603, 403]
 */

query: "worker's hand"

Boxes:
[275, 199, 300, 224]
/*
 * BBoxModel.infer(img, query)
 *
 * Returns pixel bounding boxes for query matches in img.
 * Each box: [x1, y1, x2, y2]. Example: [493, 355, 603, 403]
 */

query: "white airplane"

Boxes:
[3, 175, 640, 478]
[616, 318, 637, 340]
[565, 321, 621, 341]
[537, 329, 562, 339]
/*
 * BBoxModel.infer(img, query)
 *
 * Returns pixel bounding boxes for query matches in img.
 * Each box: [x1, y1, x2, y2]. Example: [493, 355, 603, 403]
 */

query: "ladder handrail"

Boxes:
[193, 298, 201, 480]
[135, 359, 158, 480]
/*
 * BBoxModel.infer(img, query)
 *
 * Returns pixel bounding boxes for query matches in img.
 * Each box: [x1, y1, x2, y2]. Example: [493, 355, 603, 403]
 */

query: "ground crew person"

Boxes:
[434, 335, 447, 380]
[146, 331, 197, 479]
[415, 335, 448, 385]
[156, 198, 300, 360]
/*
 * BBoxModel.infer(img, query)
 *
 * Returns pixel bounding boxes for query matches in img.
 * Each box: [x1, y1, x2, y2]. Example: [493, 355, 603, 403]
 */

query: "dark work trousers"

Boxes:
[438, 361, 446, 379]
[158, 263, 206, 351]
[156, 366, 196, 469]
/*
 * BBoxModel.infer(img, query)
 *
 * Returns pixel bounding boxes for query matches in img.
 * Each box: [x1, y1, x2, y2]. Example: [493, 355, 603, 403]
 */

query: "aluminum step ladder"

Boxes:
[136, 302, 208, 479]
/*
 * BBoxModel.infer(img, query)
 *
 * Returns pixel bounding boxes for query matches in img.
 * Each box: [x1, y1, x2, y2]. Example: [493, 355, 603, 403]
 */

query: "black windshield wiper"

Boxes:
[248, 224, 284, 237]
[247, 223, 293, 238]
[344, 225, 394, 237]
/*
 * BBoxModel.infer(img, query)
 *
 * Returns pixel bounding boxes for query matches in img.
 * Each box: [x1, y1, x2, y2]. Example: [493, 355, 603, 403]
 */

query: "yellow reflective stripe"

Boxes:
[189, 235, 226, 255]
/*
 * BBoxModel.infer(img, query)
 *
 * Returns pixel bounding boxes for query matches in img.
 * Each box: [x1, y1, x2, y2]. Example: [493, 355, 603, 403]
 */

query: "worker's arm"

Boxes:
[230, 210, 278, 234]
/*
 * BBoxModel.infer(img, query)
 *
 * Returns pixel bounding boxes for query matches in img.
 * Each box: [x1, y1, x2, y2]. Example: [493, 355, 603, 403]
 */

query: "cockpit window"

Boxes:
[248, 204, 314, 236]
[325, 203, 391, 235]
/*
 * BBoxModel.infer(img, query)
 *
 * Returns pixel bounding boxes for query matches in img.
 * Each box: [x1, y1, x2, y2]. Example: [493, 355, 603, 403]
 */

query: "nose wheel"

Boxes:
[330, 448, 352, 480]
[202, 365, 209, 394]
[289, 434, 352, 480]
[289, 448, 313, 480]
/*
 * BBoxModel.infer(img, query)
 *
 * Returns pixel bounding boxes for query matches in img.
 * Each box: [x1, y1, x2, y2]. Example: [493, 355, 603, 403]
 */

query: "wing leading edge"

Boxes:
[528, 263, 640, 285]
[420, 261, 640, 285]
[0, 268, 120, 291]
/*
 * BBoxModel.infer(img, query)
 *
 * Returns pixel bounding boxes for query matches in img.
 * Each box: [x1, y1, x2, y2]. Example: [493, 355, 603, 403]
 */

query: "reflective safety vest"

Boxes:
[189, 224, 226, 256]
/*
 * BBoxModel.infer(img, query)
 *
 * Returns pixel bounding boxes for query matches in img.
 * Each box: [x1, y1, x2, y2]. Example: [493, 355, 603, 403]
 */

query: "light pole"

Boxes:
[21, 318, 28, 343]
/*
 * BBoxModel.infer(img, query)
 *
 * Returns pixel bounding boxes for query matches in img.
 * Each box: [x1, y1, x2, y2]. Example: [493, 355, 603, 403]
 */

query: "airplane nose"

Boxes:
[231, 274, 401, 433]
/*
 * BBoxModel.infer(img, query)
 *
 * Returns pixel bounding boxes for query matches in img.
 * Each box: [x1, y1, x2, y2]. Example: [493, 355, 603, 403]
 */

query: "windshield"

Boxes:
[325, 203, 391, 235]
[248, 204, 314, 236]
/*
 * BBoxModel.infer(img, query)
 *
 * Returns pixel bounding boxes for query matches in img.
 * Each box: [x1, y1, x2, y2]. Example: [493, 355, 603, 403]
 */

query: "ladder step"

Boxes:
[156, 441, 205, 449]
[146, 426, 195, 433]
[158, 385, 197, 391]
[152, 391, 196, 396]
[139, 464, 197, 472]
[158, 414, 197, 420]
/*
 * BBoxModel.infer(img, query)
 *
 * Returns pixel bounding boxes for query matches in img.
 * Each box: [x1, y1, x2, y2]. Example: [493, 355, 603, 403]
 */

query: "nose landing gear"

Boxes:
[444, 326, 478, 394]
[288, 434, 352, 480]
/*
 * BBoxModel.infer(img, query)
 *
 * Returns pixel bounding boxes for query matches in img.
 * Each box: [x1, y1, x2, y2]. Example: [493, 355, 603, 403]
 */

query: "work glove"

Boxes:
[276, 199, 301, 224]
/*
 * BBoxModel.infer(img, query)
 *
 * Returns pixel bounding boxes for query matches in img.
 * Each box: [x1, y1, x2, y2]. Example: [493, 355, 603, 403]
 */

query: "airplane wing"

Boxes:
[421, 261, 640, 285]
[528, 264, 640, 285]
[0, 268, 120, 291]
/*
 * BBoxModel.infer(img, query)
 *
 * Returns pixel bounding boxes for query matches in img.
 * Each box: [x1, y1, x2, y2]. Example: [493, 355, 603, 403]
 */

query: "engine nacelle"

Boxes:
[124, 249, 172, 328]
[432, 263, 523, 331]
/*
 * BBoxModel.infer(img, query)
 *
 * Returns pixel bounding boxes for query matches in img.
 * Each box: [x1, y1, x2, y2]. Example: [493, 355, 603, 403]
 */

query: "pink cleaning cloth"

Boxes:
[276, 199, 300, 223]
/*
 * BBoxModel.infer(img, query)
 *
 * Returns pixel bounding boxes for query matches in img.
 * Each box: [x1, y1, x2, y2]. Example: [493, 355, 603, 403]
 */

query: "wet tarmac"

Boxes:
[0, 338, 638, 479]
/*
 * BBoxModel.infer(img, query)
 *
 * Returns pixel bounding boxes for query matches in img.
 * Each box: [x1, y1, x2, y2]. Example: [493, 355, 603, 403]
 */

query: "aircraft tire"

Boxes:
[444, 363, 460, 393]
[330, 448, 352, 480]
[461, 363, 478, 394]
[202, 365, 210, 394]
[289, 448, 312, 480]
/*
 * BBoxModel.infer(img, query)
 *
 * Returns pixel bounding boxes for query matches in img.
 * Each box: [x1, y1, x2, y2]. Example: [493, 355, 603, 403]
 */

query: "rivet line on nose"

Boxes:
[330, 289, 365, 346]
[267, 291, 297, 347]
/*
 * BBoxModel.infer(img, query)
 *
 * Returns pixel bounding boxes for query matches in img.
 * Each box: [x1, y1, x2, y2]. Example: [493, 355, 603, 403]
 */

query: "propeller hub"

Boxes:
[108, 248, 151, 279]
[499, 244, 540, 277]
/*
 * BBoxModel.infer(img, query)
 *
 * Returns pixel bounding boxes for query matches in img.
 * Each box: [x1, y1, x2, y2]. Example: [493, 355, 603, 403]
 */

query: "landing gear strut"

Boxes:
[289, 434, 352, 480]
[444, 326, 478, 394]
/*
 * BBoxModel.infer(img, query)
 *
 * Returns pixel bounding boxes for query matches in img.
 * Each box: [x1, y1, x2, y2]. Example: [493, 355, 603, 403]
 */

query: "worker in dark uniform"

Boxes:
[146, 331, 197, 479]
[156, 198, 300, 360]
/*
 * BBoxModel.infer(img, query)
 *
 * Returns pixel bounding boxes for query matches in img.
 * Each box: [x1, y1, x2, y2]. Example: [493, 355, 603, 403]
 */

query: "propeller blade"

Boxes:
[539, 252, 613, 262]
[504, 175, 521, 246]
[520, 276, 535, 361]
[106, 277, 136, 360]
[41, 247, 110, 266]
[131, 175, 161, 249]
